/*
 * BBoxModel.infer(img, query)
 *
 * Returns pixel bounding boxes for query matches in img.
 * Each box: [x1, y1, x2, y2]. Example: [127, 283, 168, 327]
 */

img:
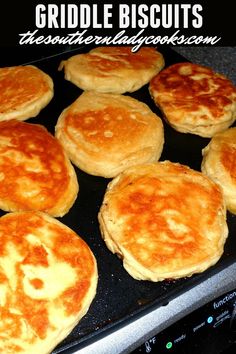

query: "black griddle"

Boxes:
[1, 46, 236, 354]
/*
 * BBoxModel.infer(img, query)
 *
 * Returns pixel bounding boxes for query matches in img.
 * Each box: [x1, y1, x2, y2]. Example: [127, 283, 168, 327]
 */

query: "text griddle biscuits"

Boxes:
[0, 120, 78, 216]
[98, 161, 228, 281]
[0, 211, 97, 354]
[59, 46, 165, 94]
[0, 65, 54, 122]
[149, 62, 236, 137]
[55, 91, 164, 177]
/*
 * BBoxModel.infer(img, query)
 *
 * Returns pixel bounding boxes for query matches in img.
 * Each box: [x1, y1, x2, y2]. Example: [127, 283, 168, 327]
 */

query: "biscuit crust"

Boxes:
[0, 211, 97, 354]
[59, 46, 165, 94]
[0, 120, 78, 216]
[149, 62, 236, 137]
[98, 161, 228, 281]
[55, 91, 164, 177]
[202, 127, 236, 214]
[0, 65, 54, 121]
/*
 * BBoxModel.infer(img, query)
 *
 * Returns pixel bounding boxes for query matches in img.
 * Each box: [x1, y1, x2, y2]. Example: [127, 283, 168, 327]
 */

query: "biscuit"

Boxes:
[201, 127, 236, 214]
[0, 211, 97, 354]
[98, 161, 228, 281]
[149, 62, 236, 137]
[0, 120, 78, 216]
[55, 91, 164, 178]
[59, 46, 165, 94]
[0, 65, 53, 121]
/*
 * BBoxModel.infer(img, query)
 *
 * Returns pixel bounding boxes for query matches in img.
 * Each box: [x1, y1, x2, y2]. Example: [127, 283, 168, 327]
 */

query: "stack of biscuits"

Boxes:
[0, 45, 235, 353]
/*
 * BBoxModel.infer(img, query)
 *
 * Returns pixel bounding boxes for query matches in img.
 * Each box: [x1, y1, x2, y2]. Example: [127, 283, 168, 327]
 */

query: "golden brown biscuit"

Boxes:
[0, 211, 97, 354]
[149, 62, 236, 137]
[55, 91, 164, 178]
[0, 65, 53, 121]
[0, 120, 78, 216]
[98, 161, 228, 281]
[59, 46, 165, 94]
[201, 127, 236, 214]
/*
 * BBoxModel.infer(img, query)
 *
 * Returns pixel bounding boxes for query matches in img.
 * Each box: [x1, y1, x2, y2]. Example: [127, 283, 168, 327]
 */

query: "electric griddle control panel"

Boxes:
[132, 289, 236, 354]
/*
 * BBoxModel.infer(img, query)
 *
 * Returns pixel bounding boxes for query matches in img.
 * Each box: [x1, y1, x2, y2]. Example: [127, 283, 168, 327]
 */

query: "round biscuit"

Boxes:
[59, 46, 165, 94]
[201, 127, 236, 214]
[0, 65, 54, 122]
[98, 161, 228, 281]
[149, 62, 236, 137]
[0, 211, 97, 354]
[55, 91, 164, 178]
[0, 120, 78, 216]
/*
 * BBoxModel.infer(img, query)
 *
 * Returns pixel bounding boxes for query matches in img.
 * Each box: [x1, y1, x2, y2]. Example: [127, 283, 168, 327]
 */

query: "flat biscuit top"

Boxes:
[56, 92, 164, 177]
[104, 163, 226, 275]
[0, 120, 73, 212]
[0, 211, 97, 353]
[61, 46, 165, 94]
[150, 62, 236, 122]
[59, 92, 163, 158]
[65, 106, 154, 152]
[86, 46, 163, 73]
[0, 66, 52, 113]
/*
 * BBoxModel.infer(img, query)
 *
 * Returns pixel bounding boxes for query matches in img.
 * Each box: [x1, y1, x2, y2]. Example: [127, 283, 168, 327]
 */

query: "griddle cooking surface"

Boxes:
[1, 46, 236, 353]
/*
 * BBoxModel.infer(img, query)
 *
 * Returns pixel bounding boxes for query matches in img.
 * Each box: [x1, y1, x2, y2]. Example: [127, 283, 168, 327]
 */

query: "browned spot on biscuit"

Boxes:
[0, 211, 97, 352]
[0, 120, 73, 213]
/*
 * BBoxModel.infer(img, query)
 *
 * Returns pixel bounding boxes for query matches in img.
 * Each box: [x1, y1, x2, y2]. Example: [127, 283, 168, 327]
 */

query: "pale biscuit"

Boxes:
[98, 161, 228, 281]
[0, 211, 97, 354]
[0, 120, 78, 216]
[0, 65, 53, 121]
[55, 91, 164, 178]
[59, 46, 165, 94]
[149, 62, 236, 137]
[201, 127, 236, 214]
